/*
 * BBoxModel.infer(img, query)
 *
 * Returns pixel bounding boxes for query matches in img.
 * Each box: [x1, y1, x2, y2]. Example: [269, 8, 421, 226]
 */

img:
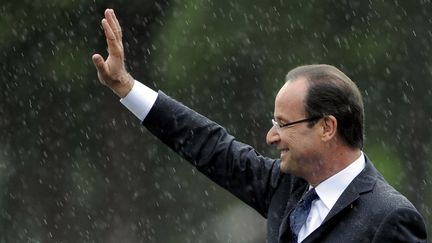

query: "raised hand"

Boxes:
[92, 9, 134, 98]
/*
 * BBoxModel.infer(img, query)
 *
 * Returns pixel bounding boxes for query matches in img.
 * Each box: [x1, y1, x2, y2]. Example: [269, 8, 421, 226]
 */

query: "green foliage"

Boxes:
[364, 143, 404, 188]
[1, 0, 431, 241]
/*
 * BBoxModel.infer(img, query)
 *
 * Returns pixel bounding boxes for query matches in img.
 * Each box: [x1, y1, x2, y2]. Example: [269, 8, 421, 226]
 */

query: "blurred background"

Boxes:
[1, 0, 431, 242]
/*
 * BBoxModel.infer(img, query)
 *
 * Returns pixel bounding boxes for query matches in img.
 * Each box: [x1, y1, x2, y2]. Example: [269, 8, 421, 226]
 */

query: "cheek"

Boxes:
[279, 133, 296, 145]
[281, 130, 320, 153]
[281, 128, 307, 142]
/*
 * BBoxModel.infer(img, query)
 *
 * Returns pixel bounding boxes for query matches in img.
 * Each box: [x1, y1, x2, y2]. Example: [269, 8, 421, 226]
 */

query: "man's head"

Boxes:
[266, 64, 364, 183]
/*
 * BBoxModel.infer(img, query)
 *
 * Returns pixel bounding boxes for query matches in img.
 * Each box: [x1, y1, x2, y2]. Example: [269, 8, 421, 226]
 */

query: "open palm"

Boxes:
[92, 9, 134, 97]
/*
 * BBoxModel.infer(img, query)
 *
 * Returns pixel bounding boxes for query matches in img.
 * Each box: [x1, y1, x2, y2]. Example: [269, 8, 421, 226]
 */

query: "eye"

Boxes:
[276, 119, 287, 128]
[272, 118, 290, 129]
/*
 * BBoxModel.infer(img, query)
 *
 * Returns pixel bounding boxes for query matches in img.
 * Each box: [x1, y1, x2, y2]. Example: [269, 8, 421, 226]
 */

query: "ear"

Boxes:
[320, 115, 337, 142]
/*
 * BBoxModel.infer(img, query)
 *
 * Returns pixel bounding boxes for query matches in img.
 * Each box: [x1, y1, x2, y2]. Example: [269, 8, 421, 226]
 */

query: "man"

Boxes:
[92, 9, 427, 242]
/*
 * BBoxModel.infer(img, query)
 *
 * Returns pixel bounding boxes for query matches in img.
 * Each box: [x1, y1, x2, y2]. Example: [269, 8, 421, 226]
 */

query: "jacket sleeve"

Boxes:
[142, 91, 284, 217]
[372, 206, 427, 243]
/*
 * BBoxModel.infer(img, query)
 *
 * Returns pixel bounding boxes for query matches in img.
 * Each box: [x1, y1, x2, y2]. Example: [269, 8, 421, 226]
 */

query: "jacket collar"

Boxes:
[302, 156, 378, 243]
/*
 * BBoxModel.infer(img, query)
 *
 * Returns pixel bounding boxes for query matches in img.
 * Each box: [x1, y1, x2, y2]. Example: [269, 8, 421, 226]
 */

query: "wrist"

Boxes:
[114, 73, 135, 98]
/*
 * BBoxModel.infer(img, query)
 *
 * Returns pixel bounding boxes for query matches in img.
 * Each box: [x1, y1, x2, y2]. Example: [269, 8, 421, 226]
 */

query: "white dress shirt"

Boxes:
[120, 80, 367, 243]
[297, 154, 365, 242]
[120, 81, 158, 121]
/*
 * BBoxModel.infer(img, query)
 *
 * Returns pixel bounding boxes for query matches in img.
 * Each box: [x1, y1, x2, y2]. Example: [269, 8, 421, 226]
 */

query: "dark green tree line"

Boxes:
[0, 0, 430, 242]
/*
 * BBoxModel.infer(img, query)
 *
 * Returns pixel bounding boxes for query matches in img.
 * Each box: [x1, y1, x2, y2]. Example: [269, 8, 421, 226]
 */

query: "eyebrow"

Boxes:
[274, 115, 292, 123]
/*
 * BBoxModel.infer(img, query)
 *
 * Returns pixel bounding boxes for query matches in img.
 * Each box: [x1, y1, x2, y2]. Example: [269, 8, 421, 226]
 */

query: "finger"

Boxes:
[110, 9, 122, 40]
[105, 9, 122, 40]
[102, 18, 115, 42]
[102, 18, 122, 56]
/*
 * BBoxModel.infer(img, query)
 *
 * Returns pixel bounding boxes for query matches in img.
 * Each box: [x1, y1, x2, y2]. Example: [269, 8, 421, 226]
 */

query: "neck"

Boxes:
[307, 147, 361, 187]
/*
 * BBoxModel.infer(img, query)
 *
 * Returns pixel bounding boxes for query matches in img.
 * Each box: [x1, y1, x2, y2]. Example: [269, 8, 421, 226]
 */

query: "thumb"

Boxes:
[92, 54, 106, 74]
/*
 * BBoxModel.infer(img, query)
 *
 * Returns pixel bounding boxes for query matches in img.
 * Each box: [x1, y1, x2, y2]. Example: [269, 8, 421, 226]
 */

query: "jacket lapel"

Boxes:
[302, 157, 378, 243]
[278, 179, 309, 241]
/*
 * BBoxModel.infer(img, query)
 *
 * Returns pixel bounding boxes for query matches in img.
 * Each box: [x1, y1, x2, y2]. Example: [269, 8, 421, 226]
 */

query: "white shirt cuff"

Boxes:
[120, 80, 158, 121]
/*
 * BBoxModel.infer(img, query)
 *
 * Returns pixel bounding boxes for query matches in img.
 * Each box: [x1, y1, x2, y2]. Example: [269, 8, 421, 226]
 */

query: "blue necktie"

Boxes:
[289, 188, 319, 243]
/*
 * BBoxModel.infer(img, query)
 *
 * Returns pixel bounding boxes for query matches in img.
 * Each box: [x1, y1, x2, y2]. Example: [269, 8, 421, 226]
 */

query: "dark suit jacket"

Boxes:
[142, 92, 427, 243]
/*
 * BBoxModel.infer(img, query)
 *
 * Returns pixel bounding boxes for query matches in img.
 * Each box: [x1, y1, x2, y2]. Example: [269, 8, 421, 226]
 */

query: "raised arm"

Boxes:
[92, 9, 134, 98]
[91, 9, 283, 217]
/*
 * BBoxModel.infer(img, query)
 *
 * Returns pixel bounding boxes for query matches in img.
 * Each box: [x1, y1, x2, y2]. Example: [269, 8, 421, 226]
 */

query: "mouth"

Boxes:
[280, 149, 289, 157]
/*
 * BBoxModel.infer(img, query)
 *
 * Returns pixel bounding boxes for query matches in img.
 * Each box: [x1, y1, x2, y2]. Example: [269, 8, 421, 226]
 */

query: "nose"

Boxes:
[266, 126, 280, 145]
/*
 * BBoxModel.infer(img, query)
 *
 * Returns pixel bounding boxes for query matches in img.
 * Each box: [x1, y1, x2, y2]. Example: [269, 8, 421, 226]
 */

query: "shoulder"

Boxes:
[357, 161, 427, 242]
[358, 157, 418, 211]
[371, 203, 427, 242]
[358, 162, 421, 218]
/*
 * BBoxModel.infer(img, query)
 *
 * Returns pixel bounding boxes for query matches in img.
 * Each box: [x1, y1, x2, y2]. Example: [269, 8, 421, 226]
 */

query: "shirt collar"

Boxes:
[313, 152, 366, 210]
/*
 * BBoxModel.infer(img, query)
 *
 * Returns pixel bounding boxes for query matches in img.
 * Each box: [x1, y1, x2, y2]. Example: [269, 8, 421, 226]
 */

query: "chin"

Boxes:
[279, 160, 303, 177]
[279, 160, 292, 174]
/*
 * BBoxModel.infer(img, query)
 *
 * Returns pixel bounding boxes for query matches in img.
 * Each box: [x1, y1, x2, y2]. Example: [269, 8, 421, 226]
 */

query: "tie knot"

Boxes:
[302, 188, 319, 204]
[290, 188, 319, 242]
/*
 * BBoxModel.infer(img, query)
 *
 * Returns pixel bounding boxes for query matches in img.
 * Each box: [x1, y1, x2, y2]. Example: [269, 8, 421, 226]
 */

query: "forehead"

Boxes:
[274, 77, 308, 119]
